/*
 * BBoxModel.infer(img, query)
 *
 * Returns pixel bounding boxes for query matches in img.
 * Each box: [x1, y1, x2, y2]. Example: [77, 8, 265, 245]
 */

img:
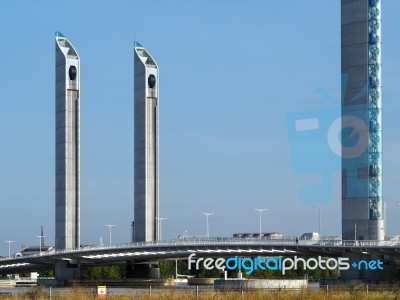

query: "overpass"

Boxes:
[1, 238, 400, 275]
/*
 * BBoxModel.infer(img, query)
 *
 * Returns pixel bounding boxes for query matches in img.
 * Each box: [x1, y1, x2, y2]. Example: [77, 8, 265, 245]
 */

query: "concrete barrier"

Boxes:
[214, 278, 307, 289]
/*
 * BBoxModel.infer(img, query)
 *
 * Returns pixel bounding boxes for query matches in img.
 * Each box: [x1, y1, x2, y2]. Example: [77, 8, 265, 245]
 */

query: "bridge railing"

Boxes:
[2, 237, 400, 262]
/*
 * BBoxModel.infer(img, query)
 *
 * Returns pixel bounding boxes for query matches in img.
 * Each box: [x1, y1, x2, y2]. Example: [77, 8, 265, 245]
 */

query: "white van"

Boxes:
[300, 232, 320, 240]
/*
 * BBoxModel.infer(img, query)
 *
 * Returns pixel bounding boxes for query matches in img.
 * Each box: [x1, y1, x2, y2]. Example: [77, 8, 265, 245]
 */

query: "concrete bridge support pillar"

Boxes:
[55, 260, 80, 282]
[340, 252, 397, 281]
[125, 260, 160, 279]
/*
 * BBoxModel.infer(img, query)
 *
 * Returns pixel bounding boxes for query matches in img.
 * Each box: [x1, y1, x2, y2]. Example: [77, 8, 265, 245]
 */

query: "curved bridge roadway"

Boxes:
[1, 238, 400, 274]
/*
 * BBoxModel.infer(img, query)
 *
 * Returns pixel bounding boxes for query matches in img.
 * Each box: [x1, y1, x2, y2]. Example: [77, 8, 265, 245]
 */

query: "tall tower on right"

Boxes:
[341, 0, 384, 240]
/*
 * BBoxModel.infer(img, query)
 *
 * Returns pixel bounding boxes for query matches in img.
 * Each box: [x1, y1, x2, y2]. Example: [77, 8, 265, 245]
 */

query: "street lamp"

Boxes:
[155, 217, 167, 241]
[36, 235, 45, 253]
[255, 209, 267, 237]
[5, 241, 15, 258]
[203, 212, 214, 238]
[313, 205, 325, 236]
[105, 225, 116, 245]
[354, 223, 357, 241]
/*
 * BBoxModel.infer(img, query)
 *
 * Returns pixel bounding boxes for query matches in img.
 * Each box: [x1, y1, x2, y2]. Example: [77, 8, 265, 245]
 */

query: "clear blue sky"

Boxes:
[1, 1, 400, 255]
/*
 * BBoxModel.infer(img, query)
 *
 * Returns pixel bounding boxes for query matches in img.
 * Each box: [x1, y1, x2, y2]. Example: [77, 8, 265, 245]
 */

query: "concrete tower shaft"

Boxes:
[55, 32, 80, 250]
[341, 0, 383, 240]
[134, 42, 159, 242]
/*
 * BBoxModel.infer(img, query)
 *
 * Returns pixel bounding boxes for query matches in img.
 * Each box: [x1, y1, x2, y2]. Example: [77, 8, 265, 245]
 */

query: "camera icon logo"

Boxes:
[286, 75, 370, 202]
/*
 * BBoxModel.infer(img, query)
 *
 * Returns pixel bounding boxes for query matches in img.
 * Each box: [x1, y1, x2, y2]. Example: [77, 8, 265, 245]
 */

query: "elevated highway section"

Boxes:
[1, 238, 400, 275]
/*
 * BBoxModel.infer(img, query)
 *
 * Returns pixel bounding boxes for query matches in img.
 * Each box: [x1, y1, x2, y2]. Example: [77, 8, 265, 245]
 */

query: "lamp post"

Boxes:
[105, 225, 116, 245]
[313, 205, 325, 236]
[36, 235, 45, 253]
[354, 223, 357, 241]
[155, 217, 167, 241]
[203, 213, 214, 238]
[5, 241, 14, 258]
[255, 209, 267, 237]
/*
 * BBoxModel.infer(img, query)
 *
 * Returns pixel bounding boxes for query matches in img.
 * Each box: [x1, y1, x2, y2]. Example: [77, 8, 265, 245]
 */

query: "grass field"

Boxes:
[2, 286, 400, 300]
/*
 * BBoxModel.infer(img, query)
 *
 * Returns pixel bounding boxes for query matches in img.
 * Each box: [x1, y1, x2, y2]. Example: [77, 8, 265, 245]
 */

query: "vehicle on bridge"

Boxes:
[300, 232, 320, 240]
[233, 233, 284, 239]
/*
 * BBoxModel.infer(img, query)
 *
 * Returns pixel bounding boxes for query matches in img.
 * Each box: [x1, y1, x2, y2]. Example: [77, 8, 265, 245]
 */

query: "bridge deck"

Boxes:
[1, 239, 399, 274]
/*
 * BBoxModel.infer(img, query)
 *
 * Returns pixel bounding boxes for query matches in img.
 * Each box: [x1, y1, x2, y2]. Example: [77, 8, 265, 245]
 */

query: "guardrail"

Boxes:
[1, 237, 400, 262]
